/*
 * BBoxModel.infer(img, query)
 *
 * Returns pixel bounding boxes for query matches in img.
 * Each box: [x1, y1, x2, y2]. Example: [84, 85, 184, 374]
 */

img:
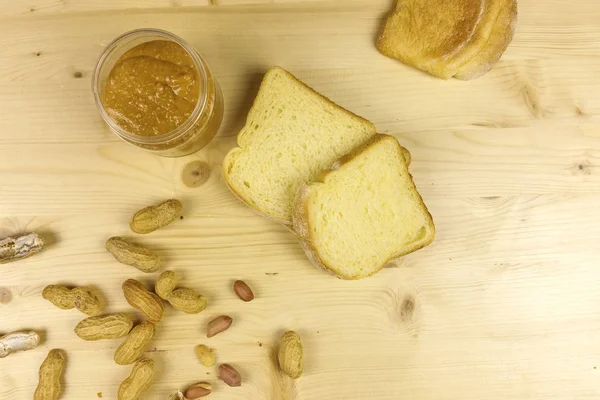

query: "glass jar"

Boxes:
[92, 29, 224, 157]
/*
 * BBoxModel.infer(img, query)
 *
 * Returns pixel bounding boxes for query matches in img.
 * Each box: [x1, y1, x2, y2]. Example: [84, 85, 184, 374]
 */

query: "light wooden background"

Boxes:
[1, 0, 600, 399]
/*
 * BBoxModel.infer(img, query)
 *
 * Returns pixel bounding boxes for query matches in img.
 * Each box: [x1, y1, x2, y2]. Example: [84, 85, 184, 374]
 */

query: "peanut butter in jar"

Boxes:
[93, 29, 224, 157]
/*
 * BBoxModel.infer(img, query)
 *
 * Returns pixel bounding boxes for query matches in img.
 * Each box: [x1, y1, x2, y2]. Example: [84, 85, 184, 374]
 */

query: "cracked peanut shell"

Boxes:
[278, 331, 303, 379]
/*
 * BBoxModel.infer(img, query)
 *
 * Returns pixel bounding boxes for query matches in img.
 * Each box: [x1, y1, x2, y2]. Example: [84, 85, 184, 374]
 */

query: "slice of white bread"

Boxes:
[377, 0, 516, 79]
[223, 67, 376, 224]
[293, 135, 434, 280]
[454, 0, 518, 80]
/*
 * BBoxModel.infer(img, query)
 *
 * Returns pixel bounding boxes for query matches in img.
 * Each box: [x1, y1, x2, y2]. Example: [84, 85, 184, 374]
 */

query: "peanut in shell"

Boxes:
[130, 199, 182, 234]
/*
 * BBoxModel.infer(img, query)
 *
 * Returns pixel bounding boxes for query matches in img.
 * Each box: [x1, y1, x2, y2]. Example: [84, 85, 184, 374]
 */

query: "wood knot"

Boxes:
[575, 106, 590, 118]
[73, 71, 83, 79]
[0, 287, 13, 304]
[182, 161, 211, 188]
[571, 161, 592, 175]
[400, 296, 416, 322]
[387, 289, 422, 336]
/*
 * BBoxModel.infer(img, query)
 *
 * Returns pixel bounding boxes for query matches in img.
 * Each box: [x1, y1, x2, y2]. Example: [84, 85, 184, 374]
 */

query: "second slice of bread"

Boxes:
[377, 0, 486, 79]
[293, 135, 435, 279]
[223, 67, 376, 224]
[377, 0, 515, 79]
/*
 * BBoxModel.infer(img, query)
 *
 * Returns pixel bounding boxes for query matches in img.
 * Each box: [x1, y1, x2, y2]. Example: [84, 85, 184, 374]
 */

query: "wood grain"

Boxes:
[1, 0, 600, 399]
[0, 0, 336, 16]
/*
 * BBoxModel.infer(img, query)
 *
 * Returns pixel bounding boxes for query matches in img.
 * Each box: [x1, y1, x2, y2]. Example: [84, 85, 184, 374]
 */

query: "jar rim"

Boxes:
[92, 28, 209, 144]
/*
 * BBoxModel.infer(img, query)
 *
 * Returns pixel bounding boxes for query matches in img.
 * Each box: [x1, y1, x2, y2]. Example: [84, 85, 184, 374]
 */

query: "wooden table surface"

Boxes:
[2, 0, 600, 399]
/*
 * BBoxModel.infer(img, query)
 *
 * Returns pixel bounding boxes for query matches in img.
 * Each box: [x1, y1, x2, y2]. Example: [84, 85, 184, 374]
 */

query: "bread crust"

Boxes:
[222, 66, 375, 224]
[292, 134, 435, 280]
[292, 185, 341, 278]
[439, 0, 508, 78]
[377, 0, 516, 79]
[455, 0, 518, 80]
[376, 0, 485, 78]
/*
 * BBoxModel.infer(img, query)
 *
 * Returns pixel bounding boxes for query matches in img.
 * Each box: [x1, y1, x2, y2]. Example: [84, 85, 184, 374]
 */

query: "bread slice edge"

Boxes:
[222, 66, 376, 225]
[454, 0, 518, 80]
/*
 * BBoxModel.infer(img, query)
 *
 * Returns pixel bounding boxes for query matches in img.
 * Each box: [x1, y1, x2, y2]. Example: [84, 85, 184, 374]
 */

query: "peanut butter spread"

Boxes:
[103, 40, 200, 136]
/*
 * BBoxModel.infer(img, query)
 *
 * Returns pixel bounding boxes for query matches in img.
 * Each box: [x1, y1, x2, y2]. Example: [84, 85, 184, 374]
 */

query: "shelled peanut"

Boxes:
[195, 345, 215, 367]
[114, 321, 156, 365]
[122, 279, 164, 324]
[233, 280, 254, 302]
[185, 382, 212, 398]
[34, 349, 66, 400]
[219, 364, 242, 387]
[207, 315, 233, 338]
[42, 285, 103, 316]
[75, 313, 133, 341]
[170, 383, 213, 400]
